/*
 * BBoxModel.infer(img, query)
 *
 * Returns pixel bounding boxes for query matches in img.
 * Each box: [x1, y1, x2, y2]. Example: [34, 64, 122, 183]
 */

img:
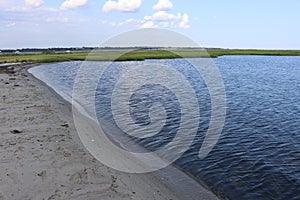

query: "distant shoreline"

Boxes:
[1, 48, 300, 64]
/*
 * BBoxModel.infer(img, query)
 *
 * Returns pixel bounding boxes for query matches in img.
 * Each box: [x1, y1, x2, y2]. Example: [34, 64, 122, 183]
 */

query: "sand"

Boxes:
[0, 63, 218, 200]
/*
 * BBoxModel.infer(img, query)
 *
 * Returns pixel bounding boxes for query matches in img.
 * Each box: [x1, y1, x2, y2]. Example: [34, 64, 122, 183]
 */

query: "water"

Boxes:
[29, 56, 300, 200]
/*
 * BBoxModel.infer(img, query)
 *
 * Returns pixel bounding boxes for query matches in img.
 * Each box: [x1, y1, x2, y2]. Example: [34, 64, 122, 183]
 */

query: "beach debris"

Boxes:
[10, 129, 22, 134]
[110, 175, 118, 192]
[61, 123, 69, 128]
[37, 170, 46, 177]
[9, 77, 16, 81]
[6, 67, 15, 74]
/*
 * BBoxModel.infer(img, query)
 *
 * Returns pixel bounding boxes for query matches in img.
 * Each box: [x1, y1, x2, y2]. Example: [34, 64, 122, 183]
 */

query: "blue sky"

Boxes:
[1, 0, 300, 49]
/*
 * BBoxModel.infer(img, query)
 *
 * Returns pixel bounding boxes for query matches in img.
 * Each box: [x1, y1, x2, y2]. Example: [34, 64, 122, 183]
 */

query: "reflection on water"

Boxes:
[29, 56, 300, 200]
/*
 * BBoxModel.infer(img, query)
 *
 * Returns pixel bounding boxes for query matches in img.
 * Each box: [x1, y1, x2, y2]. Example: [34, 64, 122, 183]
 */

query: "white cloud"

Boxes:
[159, 21, 169, 27]
[42, 7, 59, 12]
[7, 5, 58, 12]
[102, 0, 141, 12]
[139, 21, 157, 29]
[99, 8, 190, 29]
[60, 0, 88, 10]
[46, 17, 70, 23]
[117, 18, 142, 26]
[25, 0, 44, 8]
[124, 18, 135, 23]
[100, 18, 144, 27]
[179, 13, 190, 28]
[6, 22, 16, 27]
[152, 0, 173, 11]
[5, 0, 45, 11]
[144, 11, 181, 21]
[143, 11, 190, 29]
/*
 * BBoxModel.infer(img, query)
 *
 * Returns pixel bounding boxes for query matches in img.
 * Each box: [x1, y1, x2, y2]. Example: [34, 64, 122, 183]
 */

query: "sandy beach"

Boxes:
[0, 63, 218, 200]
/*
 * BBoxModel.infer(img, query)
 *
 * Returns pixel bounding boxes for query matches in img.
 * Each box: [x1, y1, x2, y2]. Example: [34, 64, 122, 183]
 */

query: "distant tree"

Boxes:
[42, 49, 55, 54]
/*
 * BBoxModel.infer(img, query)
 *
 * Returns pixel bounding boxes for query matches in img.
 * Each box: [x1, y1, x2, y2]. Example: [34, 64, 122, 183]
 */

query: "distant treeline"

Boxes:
[0, 46, 209, 53]
[0, 47, 95, 53]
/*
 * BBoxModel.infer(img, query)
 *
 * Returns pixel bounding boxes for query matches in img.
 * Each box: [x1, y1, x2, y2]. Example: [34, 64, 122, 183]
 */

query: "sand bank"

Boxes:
[0, 63, 218, 200]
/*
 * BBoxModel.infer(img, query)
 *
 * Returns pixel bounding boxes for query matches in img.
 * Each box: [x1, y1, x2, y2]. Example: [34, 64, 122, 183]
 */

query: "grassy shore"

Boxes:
[1, 49, 300, 64]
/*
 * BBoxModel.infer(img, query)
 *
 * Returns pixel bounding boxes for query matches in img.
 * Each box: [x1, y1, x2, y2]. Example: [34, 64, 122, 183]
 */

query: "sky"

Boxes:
[0, 0, 300, 49]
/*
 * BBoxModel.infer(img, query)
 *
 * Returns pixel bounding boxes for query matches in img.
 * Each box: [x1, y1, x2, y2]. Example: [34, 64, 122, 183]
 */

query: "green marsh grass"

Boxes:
[1, 49, 300, 64]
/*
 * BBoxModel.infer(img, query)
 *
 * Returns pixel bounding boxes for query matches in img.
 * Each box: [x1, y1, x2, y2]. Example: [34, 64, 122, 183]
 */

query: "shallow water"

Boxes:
[29, 56, 300, 200]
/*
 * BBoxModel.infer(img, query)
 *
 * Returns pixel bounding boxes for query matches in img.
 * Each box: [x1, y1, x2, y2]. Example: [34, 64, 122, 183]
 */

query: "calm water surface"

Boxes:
[29, 56, 300, 200]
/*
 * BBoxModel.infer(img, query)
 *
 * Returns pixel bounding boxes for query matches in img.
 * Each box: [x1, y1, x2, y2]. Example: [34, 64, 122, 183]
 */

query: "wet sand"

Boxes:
[0, 63, 218, 200]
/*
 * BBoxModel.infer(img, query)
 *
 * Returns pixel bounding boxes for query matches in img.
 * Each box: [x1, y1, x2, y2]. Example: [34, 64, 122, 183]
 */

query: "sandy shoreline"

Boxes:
[0, 63, 218, 200]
